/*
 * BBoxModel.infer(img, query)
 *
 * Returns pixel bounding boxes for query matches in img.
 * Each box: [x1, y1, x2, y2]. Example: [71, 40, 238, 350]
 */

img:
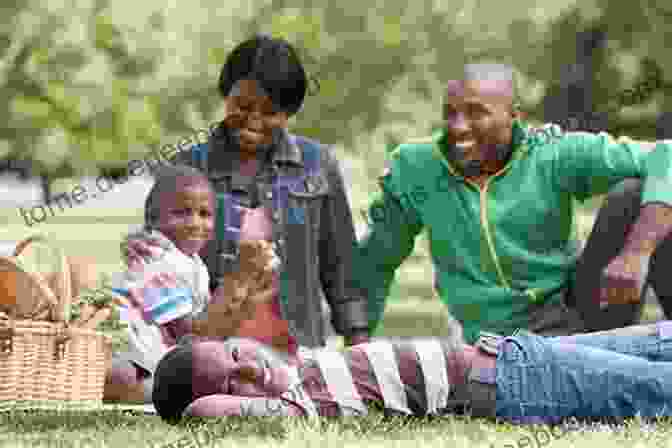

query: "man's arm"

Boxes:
[553, 132, 672, 240]
[552, 132, 672, 203]
[553, 131, 672, 303]
[622, 202, 672, 256]
[318, 148, 370, 344]
[351, 149, 424, 333]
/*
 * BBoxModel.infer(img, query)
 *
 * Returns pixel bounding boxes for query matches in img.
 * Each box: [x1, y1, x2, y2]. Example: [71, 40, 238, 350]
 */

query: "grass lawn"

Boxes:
[1, 204, 672, 447]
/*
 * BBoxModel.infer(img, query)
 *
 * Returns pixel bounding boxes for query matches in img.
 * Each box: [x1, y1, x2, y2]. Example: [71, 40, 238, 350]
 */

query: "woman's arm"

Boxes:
[184, 394, 304, 417]
[318, 147, 370, 345]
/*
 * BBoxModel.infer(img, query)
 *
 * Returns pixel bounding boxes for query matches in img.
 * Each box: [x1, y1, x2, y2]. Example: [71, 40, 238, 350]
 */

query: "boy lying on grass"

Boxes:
[152, 319, 672, 424]
[104, 166, 297, 404]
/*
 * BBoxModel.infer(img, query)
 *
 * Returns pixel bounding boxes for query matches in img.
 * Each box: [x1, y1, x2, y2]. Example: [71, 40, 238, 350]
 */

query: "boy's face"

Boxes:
[156, 183, 215, 256]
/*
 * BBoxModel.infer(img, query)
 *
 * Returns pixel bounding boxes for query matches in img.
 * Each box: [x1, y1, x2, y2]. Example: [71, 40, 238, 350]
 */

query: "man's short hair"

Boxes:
[461, 62, 521, 111]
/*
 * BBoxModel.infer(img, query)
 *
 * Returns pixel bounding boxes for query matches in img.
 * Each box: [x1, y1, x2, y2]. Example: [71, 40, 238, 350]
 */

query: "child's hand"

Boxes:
[237, 240, 276, 277]
[236, 240, 277, 295]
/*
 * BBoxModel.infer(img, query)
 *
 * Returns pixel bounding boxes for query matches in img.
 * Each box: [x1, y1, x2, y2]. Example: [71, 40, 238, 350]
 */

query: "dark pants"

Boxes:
[569, 178, 672, 331]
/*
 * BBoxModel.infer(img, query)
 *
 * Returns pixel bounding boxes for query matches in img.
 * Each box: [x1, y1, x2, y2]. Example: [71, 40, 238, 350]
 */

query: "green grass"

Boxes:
[2, 409, 672, 448]
[2, 202, 672, 447]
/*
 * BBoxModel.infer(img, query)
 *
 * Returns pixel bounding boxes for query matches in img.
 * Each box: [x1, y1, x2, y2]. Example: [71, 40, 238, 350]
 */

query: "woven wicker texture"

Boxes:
[0, 236, 111, 406]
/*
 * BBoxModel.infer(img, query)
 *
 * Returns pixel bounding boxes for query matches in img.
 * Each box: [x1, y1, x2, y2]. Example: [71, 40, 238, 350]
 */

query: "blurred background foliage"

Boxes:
[2, 0, 672, 197]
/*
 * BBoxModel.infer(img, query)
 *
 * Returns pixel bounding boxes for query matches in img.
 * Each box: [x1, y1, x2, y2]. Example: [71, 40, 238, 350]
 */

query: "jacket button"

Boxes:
[266, 191, 273, 199]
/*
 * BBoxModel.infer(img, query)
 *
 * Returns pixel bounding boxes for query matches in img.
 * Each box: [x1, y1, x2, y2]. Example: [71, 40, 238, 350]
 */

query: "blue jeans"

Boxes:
[495, 321, 672, 423]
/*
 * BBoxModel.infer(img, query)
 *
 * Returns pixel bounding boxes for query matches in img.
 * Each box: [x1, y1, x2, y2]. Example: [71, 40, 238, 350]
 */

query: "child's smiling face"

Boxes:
[156, 182, 215, 256]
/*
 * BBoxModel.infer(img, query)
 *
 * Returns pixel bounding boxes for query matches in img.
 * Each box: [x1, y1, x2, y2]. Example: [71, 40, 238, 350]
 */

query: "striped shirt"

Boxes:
[284, 339, 472, 417]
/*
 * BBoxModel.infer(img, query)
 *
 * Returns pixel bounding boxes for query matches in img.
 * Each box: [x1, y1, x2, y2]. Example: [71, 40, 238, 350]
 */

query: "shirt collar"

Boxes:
[432, 119, 528, 165]
[269, 129, 304, 167]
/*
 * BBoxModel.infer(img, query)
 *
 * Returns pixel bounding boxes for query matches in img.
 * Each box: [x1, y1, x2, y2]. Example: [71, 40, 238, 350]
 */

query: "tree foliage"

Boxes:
[1, 0, 671, 185]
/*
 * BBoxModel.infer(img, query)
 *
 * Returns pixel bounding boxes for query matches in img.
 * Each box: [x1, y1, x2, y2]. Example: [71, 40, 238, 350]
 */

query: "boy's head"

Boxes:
[153, 337, 294, 422]
[144, 166, 215, 256]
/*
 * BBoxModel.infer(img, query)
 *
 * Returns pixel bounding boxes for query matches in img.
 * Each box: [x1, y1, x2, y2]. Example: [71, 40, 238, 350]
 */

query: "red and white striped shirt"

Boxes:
[282, 339, 473, 417]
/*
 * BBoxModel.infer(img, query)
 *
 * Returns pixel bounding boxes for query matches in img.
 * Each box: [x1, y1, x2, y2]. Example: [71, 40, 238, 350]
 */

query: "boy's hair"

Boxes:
[143, 165, 213, 231]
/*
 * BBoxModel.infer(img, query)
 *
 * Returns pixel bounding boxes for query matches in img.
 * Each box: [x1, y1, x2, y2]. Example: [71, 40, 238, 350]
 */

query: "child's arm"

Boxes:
[191, 278, 277, 338]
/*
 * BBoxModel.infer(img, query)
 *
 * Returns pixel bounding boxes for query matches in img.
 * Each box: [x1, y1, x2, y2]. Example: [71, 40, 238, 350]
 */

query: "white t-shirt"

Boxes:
[115, 230, 210, 373]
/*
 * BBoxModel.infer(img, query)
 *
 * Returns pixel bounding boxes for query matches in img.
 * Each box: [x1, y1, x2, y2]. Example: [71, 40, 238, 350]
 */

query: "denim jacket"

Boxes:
[166, 123, 369, 347]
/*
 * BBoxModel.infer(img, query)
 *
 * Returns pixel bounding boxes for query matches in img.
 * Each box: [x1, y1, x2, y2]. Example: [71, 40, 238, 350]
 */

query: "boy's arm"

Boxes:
[191, 278, 275, 338]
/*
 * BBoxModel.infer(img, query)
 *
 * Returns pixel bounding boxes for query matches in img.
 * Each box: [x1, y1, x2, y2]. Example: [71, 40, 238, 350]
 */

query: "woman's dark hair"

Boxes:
[218, 34, 308, 116]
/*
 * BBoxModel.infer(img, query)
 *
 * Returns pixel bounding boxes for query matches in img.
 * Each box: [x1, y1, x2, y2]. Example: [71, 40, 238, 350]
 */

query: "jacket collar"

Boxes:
[432, 119, 529, 177]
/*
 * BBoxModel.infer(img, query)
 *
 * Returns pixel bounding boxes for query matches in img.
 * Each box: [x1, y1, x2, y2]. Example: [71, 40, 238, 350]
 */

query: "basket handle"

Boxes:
[13, 235, 72, 323]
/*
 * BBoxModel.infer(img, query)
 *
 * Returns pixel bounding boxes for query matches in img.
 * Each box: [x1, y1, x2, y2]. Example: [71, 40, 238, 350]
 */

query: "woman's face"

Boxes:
[192, 338, 292, 399]
[224, 79, 289, 158]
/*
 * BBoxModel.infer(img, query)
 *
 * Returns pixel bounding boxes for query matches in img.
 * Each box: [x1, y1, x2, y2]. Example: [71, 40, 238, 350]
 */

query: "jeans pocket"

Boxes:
[499, 331, 546, 364]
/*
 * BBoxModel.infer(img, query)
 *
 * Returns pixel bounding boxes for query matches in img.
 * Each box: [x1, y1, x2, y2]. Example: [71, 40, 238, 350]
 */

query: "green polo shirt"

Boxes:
[355, 119, 672, 343]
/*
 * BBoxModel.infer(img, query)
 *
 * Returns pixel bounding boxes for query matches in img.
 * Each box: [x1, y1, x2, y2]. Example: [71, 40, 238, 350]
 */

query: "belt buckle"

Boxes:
[475, 331, 502, 357]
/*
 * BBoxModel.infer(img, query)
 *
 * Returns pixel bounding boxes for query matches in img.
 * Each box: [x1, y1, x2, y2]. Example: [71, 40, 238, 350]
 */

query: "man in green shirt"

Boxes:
[356, 62, 672, 343]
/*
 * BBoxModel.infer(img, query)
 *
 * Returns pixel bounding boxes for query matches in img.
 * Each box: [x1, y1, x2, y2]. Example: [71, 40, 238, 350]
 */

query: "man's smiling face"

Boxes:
[442, 76, 519, 176]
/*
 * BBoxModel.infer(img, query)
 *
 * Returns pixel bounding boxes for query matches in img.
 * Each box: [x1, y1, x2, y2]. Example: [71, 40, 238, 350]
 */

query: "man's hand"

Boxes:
[599, 250, 650, 307]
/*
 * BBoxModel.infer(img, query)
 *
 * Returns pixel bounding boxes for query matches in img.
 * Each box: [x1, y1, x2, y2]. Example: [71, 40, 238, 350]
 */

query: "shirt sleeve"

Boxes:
[551, 130, 672, 204]
[353, 149, 424, 331]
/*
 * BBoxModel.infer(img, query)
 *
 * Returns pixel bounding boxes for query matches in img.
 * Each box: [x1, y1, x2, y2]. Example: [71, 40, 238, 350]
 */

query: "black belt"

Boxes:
[450, 331, 507, 418]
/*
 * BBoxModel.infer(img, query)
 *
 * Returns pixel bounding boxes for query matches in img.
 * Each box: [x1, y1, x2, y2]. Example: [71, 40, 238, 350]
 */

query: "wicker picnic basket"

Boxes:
[0, 235, 112, 410]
